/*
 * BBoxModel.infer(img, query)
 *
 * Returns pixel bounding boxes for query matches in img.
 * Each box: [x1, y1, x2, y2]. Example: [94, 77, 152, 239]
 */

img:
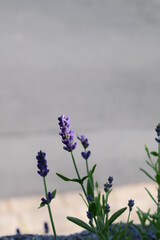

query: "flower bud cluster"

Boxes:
[41, 192, 53, 205]
[36, 151, 49, 177]
[77, 135, 91, 160]
[104, 176, 113, 192]
[58, 114, 77, 152]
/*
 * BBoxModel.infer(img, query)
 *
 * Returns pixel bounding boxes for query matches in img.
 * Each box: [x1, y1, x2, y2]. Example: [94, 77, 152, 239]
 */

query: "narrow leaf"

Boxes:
[38, 202, 46, 209]
[81, 175, 89, 182]
[145, 160, 155, 170]
[56, 173, 71, 181]
[51, 189, 56, 199]
[87, 178, 94, 198]
[108, 207, 127, 226]
[145, 187, 158, 205]
[145, 145, 151, 159]
[90, 164, 97, 176]
[150, 151, 159, 157]
[67, 217, 96, 233]
[140, 168, 156, 182]
[79, 193, 88, 207]
[56, 173, 81, 183]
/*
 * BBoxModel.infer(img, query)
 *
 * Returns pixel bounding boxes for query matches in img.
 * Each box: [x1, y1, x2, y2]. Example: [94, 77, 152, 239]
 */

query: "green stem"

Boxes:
[43, 177, 58, 240]
[71, 151, 88, 199]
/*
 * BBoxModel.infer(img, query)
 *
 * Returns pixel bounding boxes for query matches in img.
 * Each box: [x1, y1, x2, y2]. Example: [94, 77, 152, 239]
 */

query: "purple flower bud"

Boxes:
[104, 182, 112, 192]
[155, 123, 160, 136]
[77, 135, 89, 149]
[108, 176, 113, 184]
[81, 151, 91, 160]
[41, 197, 48, 204]
[87, 194, 93, 202]
[128, 199, 134, 211]
[105, 204, 110, 213]
[86, 211, 93, 223]
[48, 192, 53, 202]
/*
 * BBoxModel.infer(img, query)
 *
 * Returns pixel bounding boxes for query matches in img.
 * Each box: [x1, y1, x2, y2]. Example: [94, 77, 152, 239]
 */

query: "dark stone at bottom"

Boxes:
[0, 224, 156, 240]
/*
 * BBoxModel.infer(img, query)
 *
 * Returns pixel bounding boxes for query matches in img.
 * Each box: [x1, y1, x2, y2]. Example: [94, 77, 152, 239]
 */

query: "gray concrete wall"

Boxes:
[0, 0, 160, 198]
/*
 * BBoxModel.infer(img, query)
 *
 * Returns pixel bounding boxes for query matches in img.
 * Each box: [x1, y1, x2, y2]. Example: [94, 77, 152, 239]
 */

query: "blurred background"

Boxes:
[0, 0, 160, 235]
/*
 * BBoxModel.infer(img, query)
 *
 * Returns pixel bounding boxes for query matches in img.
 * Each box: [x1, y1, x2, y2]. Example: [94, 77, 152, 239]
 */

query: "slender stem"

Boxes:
[43, 177, 58, 240]
[71, 151, 88, 199]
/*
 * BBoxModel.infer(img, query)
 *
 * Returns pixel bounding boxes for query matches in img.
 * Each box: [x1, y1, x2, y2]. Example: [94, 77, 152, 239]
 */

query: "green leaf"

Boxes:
[87, 178, 94, 198]
[108, 207, 127, 226]
[51, 189, 56, 199]
[156, 173, 160, 184]
[150, 151, 159, 157]
[90, 164, 97, 176]
[89, 201, 97, 217]
[79, 193, 88, 207]
[38, 201, 46, 209]
[56, 173, 81, 183]
[81, 175, 89, 182]
[145, 160, 155, 170]
[145, 145, 151, 159]
[67, 216, 96, 233]
[145, 187, 158, 205]
[140, 168, 156, 182]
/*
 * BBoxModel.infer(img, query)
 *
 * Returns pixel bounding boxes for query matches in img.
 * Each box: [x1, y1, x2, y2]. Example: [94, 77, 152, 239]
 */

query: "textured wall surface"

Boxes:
[0, 0, 160, 198]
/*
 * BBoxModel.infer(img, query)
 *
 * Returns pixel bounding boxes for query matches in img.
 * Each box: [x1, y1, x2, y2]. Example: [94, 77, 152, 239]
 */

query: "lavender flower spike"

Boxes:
[58, 114, 77, 152]
[36, 151, 49, 177]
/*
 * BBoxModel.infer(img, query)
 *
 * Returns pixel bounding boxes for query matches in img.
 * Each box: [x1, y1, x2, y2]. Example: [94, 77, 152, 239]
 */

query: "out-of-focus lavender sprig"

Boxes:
[128, 199, 134, 212]
[104, 176, 113, 193]
[36, 151, 49, 177]
[36, 151, 57, 240]
[44, 222, 49, 234]
[58, 114, 77, 152]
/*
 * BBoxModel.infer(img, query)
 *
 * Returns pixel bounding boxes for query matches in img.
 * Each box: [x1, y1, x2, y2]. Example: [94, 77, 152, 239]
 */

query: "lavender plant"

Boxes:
[136, 123, 160, 239]
[56, 114, 133, 240]
[36, 151, 57, 240]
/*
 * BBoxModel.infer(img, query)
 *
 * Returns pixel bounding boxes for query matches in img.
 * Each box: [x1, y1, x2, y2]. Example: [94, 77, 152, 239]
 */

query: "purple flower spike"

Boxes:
[58, 114, 77, 152]
[44, 222, 49, 234]
[77, 135, 89, 149]
[36, 151, 49, 177]
[155, 123, 160, 136]
[81, 151, 91, 160]
[128, 199, 134, 211]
